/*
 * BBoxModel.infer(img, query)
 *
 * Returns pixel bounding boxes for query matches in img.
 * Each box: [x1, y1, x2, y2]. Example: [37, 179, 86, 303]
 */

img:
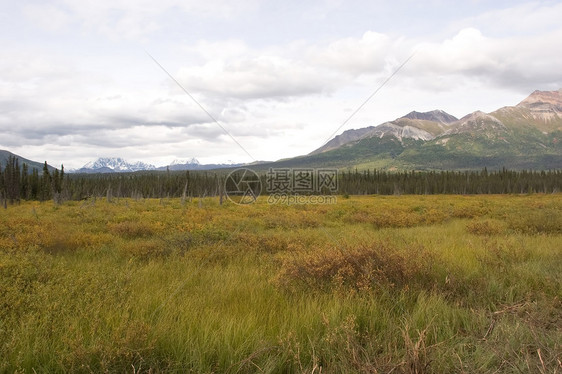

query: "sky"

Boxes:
[1, 0, 561, 169]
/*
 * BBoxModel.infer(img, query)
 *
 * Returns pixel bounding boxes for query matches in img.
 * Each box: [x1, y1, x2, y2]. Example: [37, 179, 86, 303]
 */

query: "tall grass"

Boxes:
[0, 194, 560, 372]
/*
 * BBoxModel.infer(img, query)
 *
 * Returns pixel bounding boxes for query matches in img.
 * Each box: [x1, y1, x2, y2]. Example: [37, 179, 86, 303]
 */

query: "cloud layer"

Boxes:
[1, 1, 561, 168]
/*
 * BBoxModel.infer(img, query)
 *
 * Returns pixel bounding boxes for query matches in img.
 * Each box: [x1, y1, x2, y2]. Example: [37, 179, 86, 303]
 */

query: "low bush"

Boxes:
[235, 232, 289, 253]
[466, 218, 507, 236]
[507, 208, 561, 234]
[274, 243, 425, 293]
[120, 238, 170, 260]
[108, 221, 157, 238]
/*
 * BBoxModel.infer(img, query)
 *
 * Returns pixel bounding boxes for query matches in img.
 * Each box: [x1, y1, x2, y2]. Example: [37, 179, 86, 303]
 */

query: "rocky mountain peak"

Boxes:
[402, 110, 458, 124]
[309, 126, 376, 155]
[444, 111, 506, 136]
[78, 157, 156, 173]
[516, 89, 562, 111]
[170, 158, 200, 166]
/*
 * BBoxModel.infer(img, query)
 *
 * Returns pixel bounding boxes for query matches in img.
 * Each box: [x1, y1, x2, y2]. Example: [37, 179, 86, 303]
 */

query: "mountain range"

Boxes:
[70, 157, 242, 173]
[254, 89, 562, 171]
[75, 157, 157, 173]
[2, 89, 561, 173]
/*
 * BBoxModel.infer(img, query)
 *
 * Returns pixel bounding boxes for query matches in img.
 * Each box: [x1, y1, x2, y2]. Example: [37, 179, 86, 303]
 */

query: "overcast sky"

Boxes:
[1, 0, 561, 168]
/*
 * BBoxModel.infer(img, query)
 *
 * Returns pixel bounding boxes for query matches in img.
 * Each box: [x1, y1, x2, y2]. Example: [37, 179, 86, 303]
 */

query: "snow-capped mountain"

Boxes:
[75, 157, 156, 173]
[162, 157, 242, 171]
[71, 156, 242, 173]
[170, 158, 200, 166]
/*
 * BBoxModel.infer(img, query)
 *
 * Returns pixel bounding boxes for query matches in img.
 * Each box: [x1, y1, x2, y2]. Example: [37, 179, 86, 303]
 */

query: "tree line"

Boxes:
[338, 168, 562, 195]
[0, 156, 64, 207]
[0, 158, 223, 205]
[1, 157, 561, 206]
[63, 169, 223, 201]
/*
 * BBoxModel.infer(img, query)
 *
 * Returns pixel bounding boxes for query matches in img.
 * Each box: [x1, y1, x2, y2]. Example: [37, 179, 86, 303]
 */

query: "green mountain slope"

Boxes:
[399, 107, 561, 170]
[259, 89, 562, 171]
[256, 136, 421, 171]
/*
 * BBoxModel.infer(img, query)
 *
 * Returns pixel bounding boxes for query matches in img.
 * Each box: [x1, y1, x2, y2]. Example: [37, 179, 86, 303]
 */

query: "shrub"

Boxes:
[121, 239, 170, 260]
[454, 201, 491, 219]
[506, 208, 562, 234]
[345, 208, 448, 228]
[261, 210, 321, 229]
[274, 243, 417, 293]
[108, 221, 156, 238]
[466, 219, 507, 236]
[422, 208, 449, 225]
[235, 232, 289, 253]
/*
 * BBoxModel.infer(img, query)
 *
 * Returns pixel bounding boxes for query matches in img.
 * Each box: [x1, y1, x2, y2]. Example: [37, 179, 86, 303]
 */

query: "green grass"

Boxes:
[0, 195, 561, 373]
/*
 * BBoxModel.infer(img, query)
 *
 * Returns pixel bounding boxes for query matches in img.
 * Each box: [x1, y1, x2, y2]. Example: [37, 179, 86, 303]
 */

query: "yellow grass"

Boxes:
[0, 194, 560, 373]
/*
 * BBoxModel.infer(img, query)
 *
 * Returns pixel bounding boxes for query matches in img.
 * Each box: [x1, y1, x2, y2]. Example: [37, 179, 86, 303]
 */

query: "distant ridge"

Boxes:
[310, 126, 376, 155]
[72, 157, 243, 173]
[0, 150, 56, 173]
[74, 157, 156, 173]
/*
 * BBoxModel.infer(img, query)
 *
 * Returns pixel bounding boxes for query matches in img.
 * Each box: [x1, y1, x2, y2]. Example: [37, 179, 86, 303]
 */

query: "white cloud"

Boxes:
[22, 4, 71, 32]
[22, 0, 260, 40]
[307, 31, 395, 75]
[410, 27, 562, 92]
[176, 56, 340, 100]
[454, 1, 562, 36]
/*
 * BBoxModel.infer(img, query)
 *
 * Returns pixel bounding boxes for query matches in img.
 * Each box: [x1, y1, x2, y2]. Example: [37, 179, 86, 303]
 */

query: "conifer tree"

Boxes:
[41, 162, 51, 201]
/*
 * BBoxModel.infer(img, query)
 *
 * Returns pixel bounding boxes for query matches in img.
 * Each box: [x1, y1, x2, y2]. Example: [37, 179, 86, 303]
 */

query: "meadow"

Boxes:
[0, 194, 560, 373]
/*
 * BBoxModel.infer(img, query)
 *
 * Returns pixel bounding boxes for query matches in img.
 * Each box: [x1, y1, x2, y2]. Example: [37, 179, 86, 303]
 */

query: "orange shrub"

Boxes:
[120, 238, 169, 259]
[108, 221, 157, 238]
[274, 243, 416, 293]
[449, 201, 489, 219]
[506, 208, 561, 234]
[466, 219, 507, 236]
[370, 211, 420, 228]
[422, 208, 449, 225]
[235, 232, 288, 253]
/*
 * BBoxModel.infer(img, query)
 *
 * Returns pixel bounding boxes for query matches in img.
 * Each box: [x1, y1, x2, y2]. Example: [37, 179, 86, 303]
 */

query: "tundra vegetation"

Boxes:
[0, 194, 560, 373]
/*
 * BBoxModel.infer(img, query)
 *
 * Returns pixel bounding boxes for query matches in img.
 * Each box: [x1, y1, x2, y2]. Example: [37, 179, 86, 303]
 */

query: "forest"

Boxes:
[1, 155, 561, 205]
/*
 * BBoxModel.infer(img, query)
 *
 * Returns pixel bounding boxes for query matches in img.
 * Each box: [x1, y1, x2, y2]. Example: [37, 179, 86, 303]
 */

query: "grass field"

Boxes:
[0, 195, 561, 373]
